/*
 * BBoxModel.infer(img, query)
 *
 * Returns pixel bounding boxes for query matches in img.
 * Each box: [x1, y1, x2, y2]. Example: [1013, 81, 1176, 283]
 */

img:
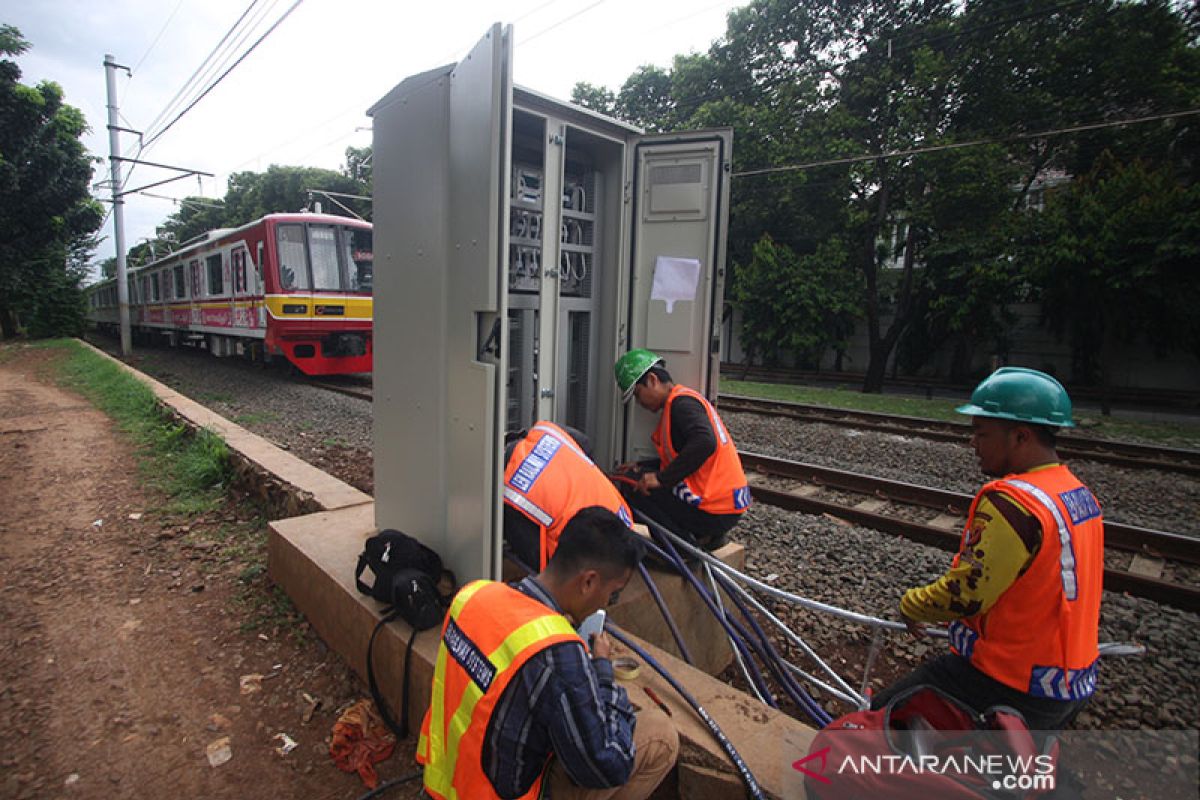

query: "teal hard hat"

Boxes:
[614, 349, 664, 402]
[956, 367, 1075, 428]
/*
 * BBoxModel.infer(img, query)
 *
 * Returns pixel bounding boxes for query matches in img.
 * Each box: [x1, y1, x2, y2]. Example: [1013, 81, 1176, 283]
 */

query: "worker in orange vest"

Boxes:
[503, 422, 634, 570]
[418, 507, 678, 800]
[613, 349, 751, 551]
[873, 368, 1104, 730]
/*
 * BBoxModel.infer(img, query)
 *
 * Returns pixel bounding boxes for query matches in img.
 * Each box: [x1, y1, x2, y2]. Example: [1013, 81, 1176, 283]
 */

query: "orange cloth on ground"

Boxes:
[329, 698, 396, 788]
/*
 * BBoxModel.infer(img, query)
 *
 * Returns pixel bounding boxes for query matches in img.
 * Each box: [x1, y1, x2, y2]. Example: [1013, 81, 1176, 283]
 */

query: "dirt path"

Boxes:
[0, 345, 420, 800]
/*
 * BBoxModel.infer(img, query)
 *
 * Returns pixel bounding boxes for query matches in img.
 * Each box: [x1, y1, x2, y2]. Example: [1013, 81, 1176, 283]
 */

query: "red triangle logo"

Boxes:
[793, 746, 831, 784]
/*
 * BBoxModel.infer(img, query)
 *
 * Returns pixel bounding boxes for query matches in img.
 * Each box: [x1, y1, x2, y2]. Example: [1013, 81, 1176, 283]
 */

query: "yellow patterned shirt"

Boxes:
[900, 467, 1058, 624]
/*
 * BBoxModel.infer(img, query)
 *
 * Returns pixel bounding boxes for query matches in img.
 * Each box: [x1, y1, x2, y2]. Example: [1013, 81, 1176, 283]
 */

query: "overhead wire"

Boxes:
[127, 0, 187, 79]
[732, 107, 1200, 178]
[140, 0, 271, 143]
[142, 0, 304, 151]
[520, 0, 610, 45]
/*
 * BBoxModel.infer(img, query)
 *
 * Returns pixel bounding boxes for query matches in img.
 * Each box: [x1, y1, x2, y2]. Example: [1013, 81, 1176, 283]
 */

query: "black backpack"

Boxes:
[354, 529, 454, 738]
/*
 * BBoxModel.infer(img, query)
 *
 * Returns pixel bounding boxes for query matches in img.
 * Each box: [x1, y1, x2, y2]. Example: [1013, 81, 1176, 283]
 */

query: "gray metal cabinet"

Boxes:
[371, 24, 731, 583]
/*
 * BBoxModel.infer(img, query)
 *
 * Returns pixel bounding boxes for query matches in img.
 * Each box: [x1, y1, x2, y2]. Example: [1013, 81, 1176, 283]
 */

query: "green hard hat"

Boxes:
[614, 348, 664, 402]
[956, 367, 1075, 428]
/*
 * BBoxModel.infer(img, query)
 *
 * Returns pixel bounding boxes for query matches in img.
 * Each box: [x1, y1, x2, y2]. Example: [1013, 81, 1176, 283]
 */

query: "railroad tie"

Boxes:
[926, 513, 962, 532]
[1128, 554, 1166, 580]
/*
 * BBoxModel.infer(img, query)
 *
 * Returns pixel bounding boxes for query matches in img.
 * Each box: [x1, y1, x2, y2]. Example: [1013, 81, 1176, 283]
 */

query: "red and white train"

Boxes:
[87, 213, 374, 375]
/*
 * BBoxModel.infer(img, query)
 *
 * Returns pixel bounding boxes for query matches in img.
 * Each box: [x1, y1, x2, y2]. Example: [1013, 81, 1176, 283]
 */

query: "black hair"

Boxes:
[637, 365, 672, 387]
[545, 506, 645, 579]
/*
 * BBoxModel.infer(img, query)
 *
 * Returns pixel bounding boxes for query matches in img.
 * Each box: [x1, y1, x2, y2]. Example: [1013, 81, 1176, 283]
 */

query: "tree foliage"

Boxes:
[734, 234, 858, 368]
[586, 0, 1200, 391]
[1027, 154, 1200, 406]
[0, 25, 103, 338]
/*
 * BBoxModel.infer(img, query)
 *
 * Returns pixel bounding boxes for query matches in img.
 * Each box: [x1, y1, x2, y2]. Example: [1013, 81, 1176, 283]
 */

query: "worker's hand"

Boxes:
[901, 613, 927, 638]
[591, 630, 613, 660]
[636, 472, 661, 494]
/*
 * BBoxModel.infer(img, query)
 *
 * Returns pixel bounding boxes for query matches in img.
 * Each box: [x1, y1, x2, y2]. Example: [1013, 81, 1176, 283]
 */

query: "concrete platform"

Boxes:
[270, 504, 816, 799]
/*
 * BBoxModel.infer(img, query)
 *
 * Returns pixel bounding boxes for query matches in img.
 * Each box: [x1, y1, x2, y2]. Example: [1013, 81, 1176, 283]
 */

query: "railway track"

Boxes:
[720, 394, 1200, 477]
[307, 378, 1199, 609]
[742, 451, 1200, 613]
[308, 379, 372, 402]
[721, 362, 1200, 410]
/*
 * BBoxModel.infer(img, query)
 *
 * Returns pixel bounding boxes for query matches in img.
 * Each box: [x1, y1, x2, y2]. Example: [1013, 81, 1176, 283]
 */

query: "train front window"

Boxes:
[342, 227, 373, 292]
[309, 225, 341, 290]
[276, 224, 310, 290]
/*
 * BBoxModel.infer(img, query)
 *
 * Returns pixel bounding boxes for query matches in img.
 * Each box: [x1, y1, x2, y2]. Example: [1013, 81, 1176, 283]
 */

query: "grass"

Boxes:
[720, 377, 1200, 447]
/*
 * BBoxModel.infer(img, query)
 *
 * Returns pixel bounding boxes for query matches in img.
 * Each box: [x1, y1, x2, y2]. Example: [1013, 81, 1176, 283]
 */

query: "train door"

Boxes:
[620, 131, 732, 464]
[231, 246, 253, 330]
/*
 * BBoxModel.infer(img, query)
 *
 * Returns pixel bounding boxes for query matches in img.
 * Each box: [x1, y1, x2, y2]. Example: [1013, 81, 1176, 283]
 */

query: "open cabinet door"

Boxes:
[371, 24, 512, 582]
[622, 130, 732, 464]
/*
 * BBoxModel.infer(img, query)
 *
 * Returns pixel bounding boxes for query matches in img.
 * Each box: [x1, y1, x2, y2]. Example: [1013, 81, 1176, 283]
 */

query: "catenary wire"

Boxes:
[141, 0, 269, 142]
[732, 108, 1200, 177]
[143, 0, 305, 151]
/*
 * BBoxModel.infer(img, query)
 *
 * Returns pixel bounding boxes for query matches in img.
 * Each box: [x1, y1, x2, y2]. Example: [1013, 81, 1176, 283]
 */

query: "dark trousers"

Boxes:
[627, 487, 740, 550]
[871, 653, 1090, 731]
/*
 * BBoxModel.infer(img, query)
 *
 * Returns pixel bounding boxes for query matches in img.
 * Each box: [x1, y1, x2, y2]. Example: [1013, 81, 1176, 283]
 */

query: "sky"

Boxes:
[6, 0, 749, 273]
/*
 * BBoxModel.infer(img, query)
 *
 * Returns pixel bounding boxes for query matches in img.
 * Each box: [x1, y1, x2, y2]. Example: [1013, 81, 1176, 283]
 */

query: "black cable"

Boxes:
[354, 769, 422, 800]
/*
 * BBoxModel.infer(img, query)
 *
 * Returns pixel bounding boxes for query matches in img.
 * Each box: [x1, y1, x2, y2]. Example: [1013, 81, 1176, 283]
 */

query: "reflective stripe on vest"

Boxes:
[947, 466, 1103, 701]
[1005, 478, 1079, 600]
[503, 422, 633, 569]
[419, 581, 581, 800]
[652, 386, 750, 516]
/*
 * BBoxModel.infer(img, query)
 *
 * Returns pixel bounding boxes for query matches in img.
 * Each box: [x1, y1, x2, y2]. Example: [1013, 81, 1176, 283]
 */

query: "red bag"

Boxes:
[801, 686, 1059, 799]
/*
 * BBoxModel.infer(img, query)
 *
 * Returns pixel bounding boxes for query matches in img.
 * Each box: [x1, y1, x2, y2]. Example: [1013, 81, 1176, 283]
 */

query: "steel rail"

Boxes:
[721, 394, 1200, 476]
[743, 452, 1200, 613]
[309, 380, 372, 402]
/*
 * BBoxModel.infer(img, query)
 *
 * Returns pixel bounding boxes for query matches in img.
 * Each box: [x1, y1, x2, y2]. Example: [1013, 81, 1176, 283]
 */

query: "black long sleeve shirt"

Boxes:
[655, 395, 717, 488]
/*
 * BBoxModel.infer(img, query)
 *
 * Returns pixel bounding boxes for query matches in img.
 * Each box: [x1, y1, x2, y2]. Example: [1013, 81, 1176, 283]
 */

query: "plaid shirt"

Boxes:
[481, 576, 636, 797]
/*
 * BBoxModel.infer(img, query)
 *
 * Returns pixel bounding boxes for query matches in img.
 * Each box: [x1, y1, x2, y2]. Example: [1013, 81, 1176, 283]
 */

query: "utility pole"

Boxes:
[104, 54, 132, 356]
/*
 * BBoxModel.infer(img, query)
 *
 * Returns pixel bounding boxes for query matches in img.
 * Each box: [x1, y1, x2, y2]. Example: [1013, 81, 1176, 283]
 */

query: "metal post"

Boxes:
[104, 55, 132, 356]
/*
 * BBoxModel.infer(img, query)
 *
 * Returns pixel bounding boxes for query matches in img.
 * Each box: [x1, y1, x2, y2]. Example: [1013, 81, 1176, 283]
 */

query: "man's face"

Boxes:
[578, 567, 634, 621]
[632, 375, 666, 412]
[969, 417, 1017, 477]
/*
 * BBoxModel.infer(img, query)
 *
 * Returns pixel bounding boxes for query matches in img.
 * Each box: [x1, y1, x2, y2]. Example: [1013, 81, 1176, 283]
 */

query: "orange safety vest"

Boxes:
[947, 464, 1104, 700]
[652, 385, 751, 516]
[503, 421, 633, 569]
[417, 580, 583, 800]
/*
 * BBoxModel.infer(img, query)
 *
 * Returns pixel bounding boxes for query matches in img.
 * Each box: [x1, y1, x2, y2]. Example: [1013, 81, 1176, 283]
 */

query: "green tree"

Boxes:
[734, 234, 858, 368]
[0, 25, 103, 337]
[343, 145, 373, 189]
[570, 82, 615, 116]
[1027, 154, 1200, 413]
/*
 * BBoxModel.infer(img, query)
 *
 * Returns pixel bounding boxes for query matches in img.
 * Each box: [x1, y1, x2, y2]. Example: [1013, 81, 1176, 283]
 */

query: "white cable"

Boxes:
[707, 551, 865, 705]
[703, 563, 766, 703]
[782, 661, 865, 708]
[667, 530, 908, 631]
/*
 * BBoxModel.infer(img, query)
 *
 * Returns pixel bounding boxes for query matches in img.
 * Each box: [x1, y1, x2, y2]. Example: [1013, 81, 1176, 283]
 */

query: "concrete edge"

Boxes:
[75, 339, 373, 517]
